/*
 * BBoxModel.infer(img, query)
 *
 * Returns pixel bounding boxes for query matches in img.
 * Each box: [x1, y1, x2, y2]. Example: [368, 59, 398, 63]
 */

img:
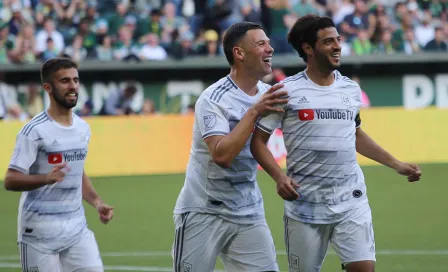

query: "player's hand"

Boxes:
[252, 84, 288, 116]
[395, 162, 422, 182]
[276, 176, 300, 201]
[45, 163, 68, 184]
[97, 203, 114, 224]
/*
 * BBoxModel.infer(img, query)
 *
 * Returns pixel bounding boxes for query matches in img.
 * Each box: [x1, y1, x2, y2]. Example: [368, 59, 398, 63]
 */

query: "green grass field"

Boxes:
[0, 163, 447, 271]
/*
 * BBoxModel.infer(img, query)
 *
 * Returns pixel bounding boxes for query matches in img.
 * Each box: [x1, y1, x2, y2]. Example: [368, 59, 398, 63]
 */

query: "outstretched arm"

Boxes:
[356, 127, 421, 182]
[82, 171, 114, 224]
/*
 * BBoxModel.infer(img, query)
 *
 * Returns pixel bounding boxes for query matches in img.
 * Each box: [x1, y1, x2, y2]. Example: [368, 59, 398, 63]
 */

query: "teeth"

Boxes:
[68, 93, 76, 97]
[263, 57, 272, 63]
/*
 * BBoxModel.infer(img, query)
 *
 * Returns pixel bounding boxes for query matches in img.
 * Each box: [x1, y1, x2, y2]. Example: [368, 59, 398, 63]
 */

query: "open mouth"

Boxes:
[331, 52, 341, 61]
[262, 57, 272, 66]
[66, 92, 78, 101]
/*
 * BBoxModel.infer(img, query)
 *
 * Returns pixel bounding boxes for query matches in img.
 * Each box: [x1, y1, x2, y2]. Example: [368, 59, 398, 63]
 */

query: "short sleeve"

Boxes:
[8, 134, 39, 173]
[355, 112, 361, 128]
[256, 109, 285, 134]
[196, 98, 230, 139]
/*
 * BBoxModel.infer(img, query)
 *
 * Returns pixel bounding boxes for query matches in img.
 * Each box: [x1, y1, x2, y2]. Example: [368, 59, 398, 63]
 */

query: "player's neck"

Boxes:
[47, 105, 73, 127]
[229, 69, 259, 96]
[305, 64, 335, 87]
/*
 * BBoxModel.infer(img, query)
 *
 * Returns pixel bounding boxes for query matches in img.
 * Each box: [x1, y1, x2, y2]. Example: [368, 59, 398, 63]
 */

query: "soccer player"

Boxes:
[250, 15, 422, 272]
[173, 22, 288, 272]
[4, 58, 114, 272]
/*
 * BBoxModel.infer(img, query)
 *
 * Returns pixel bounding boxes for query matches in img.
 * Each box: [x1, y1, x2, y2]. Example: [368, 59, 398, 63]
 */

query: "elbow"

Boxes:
[3, 178, 13, 191]
[212, 156, 232, 169]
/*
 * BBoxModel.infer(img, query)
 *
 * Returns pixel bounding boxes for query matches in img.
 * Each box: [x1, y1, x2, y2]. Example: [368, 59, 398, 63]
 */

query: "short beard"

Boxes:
[51, 83, 77, 109]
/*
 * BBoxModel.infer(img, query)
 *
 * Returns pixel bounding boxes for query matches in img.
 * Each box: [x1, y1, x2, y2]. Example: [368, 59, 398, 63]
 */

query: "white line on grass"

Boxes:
[0, 263, 226, 272]
[1, 249, 447, 261]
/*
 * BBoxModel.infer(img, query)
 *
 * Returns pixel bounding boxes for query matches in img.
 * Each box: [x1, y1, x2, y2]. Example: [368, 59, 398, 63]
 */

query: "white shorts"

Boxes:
[18, 228, 103, 272]
[172, 212, 279, 272]
[284, 204, 376, 272]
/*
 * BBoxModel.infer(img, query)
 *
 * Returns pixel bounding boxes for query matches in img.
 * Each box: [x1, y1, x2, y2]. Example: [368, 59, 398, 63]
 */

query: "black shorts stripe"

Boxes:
[20, 243, 28, 272]
[175, 212, 190, 272]
[284, 215, 290, 268]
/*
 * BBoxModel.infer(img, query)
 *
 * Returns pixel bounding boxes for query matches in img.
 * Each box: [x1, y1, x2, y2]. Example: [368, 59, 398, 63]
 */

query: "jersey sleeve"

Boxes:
[256, 109, 286, 135]
[355, 112, 361, 128]
[196, 98, 230, 139]
[8, 133, 40, 173]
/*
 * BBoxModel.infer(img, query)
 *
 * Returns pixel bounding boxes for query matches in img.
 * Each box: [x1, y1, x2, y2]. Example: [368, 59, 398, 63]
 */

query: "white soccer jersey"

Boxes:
[257, 70, 368, 224]
[174, 75, 271, 224]
[8, 110, 91, 254]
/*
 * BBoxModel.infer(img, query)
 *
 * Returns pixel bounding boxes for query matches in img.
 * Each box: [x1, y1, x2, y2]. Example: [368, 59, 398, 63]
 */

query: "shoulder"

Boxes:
[198, 76, 237, 105]
[18, 111, 51, 139]
[279, 71, 308, 92]
[281, 71, 308, 86]
[335, 71, 361, 90]
[73, 114, 91, 130]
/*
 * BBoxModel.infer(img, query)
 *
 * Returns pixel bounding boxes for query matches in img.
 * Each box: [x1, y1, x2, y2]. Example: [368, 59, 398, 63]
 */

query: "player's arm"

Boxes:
[82, 171, 114, 224]
[4, 134, 66, 191]
[204, 108, 259, 168]
[202, 84, 287, 168]
[355, 115, 421, 182]
[250, 110, 299, 201]
[4, 170, 48, 191]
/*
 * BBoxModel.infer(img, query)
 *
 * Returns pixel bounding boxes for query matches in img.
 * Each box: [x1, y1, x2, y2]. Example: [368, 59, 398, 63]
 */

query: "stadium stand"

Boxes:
[0, 0, 447, 120]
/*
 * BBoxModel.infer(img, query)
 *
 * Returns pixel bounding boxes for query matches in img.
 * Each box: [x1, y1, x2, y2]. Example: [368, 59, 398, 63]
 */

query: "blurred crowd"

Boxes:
[0, 0, 448, 64]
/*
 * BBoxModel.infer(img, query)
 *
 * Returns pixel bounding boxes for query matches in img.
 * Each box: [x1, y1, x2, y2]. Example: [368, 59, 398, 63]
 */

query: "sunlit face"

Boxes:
[237, 29, 274, 78]
[312, 27, 342, 71]
[45, 68, 80, 109]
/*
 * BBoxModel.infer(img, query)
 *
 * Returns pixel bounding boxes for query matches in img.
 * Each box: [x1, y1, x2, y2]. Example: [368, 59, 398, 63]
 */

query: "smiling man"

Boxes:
[172, 22, 288, 272]
[4, 57, 114, 272]
[250, 14, 422, 272]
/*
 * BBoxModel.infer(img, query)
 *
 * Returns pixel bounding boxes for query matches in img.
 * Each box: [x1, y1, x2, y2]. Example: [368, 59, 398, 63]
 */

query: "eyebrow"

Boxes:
[58, 76, 79, 81]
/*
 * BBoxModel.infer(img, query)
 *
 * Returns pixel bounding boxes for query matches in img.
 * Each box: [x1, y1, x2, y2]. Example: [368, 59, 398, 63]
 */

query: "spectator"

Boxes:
[136, 9, 162, 40]
[265, 0, 292, 53]
[424, 26, 447, 52]
[171, 30, 196, 60]
[101, 83, 139, 116]
[402, 28, 421, 55]
[10, 23, 37, 64]
[139, 33, 168, 60]
[415, 12, 435, 48]
[374, 30, 395, 54]
[24, 83, 44, 118]
[41, 37, 59, 61]
[340, 0, 375, 41]
[141, 99, 157, 115]
[62, 35, 88, 62]
[0, 20, 15, 63]
[95, 35, 114, 61]
[196, 29, 219, 57]
[352, 29, 373, 55]
[35, 17, 65, 55]
[113, 26, 140, 61]
[76, 99, 94, 117]
[107, 2, 129, 36]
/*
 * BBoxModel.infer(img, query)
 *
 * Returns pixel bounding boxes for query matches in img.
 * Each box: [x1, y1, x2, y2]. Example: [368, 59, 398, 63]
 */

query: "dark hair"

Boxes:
[40, 57, 78, 84]
[223, 22, 264, 65]
[287, 14, 336, 62]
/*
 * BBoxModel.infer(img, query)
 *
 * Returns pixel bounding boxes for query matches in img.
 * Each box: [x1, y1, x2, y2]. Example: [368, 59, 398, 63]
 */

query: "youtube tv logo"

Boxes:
[48, 153, 63, 164]
[298, 109, 315, 121]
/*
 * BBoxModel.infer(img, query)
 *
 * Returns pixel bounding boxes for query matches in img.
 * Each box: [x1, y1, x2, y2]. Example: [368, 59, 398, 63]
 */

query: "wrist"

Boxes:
[93, 198, 103, 209]
[248, 106, 260, 119]
[389, 159, 402, 170]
